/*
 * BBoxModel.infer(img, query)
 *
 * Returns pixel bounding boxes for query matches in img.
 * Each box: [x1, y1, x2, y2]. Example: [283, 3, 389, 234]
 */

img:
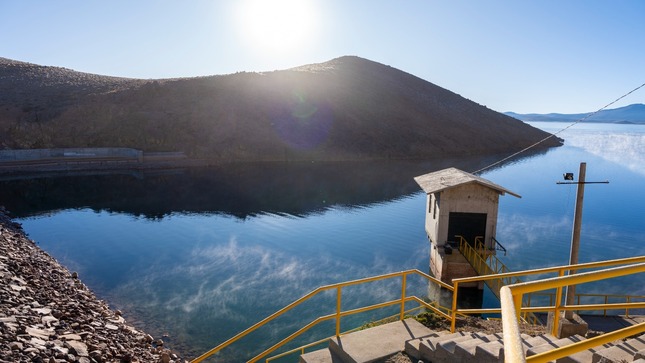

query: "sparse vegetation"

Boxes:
[1, 56, 562, 162]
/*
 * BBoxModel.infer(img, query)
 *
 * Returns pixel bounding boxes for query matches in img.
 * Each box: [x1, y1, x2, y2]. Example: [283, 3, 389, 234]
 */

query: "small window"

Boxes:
[433, 193, 440, 219]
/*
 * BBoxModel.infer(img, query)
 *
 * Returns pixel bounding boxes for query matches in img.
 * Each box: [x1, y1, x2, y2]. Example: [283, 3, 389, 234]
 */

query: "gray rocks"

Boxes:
[66, 340, 89, 357]
[0, 207, 187, 362]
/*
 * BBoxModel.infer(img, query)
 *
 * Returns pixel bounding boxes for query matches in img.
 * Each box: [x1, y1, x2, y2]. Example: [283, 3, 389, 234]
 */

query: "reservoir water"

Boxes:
[2, 122, 644, 361]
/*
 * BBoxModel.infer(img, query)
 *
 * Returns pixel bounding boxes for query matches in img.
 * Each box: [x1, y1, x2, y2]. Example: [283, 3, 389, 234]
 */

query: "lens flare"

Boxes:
[272, 91, 333, 150]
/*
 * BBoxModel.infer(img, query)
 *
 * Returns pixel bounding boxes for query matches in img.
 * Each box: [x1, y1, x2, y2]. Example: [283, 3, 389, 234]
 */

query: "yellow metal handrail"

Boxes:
[191, 269, 453, 363]
[455, 255, 645, 284]
[253, 296, 446, 363]
[526, 292, 645, 316]
[265, 305, 427, 362]
[458, 236, 521, 295]
[192, 255, 645, 362]
[500, 262, 645, 363]
[265, 337, 328, 363]
[456, 235, 537, 324]
[450, 255, 645, 333]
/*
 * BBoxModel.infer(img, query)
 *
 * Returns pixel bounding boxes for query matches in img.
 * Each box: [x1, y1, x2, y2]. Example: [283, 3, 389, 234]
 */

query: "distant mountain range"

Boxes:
[506, 104, 645, 124]
[0, 56, 561, 162]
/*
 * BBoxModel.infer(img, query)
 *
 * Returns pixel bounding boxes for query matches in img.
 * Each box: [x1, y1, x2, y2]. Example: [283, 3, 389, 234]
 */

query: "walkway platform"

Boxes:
[300, 318, 435, 363]
[535, 313, 645, 333]
[582, 314, 645, 332]
[300, 315, 645, 363]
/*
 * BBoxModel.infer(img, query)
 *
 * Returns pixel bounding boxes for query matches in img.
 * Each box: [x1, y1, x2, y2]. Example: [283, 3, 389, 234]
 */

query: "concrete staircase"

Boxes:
[299, 318, 645, 363]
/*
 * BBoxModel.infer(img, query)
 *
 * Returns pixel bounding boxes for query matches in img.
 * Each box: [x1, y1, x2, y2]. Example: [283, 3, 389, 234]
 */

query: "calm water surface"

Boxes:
[3, 122, 645, 361]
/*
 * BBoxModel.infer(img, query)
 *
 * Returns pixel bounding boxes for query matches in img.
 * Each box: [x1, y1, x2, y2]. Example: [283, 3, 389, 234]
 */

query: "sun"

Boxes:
[234, 0, 318, 54]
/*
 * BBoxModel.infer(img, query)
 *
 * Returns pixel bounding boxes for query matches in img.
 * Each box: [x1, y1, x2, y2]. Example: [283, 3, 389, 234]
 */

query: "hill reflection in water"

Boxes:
[6, 123, 645, 361]
[0, 153, 551, 361]
[0, 156, 524, 219]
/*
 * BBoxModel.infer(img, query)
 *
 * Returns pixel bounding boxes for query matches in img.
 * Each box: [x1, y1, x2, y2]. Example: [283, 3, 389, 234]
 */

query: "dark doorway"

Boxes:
[447, 212, 487, 246]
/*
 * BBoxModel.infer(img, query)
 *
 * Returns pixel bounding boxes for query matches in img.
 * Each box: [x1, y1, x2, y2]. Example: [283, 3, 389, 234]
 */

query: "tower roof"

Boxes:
[414, 167, 521, 198]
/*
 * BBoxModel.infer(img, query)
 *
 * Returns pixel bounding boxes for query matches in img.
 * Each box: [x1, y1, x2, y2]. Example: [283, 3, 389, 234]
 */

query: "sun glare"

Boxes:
[235, 0, 318, 54]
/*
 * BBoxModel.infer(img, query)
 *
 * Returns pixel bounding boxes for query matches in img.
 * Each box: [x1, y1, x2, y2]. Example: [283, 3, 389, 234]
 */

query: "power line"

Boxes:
[472, 82, 645, 175]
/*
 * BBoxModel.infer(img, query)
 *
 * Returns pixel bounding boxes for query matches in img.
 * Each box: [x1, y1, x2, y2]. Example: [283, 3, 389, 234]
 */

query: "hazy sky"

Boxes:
[1, 0, 644, 114]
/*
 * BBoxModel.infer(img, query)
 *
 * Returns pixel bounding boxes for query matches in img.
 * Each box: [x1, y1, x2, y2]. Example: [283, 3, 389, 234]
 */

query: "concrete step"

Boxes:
[418, 331, 475, 351]
[636, 348, 645, 360]
[592, 334, 645, 363]
[418, 331, 488, 362]
[299, 347, 343, 363]
[472, 340, 506, 363]
[556, 341, 616, 363]
[469, 334, 551, 363]
[522, 334, 561, 351]
[303, 325, 644, 363]
[448, 333, 504, 362]
[404, 331, 446, 360]
[326, 318, 436, 363]
[526, 334, 586, 361]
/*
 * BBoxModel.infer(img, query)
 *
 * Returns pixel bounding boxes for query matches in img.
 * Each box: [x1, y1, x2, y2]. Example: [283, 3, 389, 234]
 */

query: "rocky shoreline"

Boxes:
[0, 208, 186, 363]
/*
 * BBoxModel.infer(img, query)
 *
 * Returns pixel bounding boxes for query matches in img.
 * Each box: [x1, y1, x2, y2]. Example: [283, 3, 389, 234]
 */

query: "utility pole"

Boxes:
[557, 162, 608, 319]
[565, 162, 585, 319]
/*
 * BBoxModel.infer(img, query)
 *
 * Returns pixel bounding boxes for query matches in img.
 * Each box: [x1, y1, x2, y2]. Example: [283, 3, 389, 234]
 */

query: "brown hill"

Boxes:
[0, 56, 561, 161]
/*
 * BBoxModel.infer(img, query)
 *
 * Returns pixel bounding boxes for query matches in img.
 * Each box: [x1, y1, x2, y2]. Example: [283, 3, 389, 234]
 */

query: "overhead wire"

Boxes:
[472, 82, 645, 175]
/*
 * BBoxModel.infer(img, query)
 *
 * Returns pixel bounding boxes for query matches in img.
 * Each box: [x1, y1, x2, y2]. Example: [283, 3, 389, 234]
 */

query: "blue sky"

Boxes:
[1, 0, 643, 114]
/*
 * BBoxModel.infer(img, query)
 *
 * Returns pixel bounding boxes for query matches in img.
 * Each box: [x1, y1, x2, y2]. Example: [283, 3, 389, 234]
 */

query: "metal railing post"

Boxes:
[400, 274, 407, 320]
[513, 293, 523, 321]
[450, 281, 459, 333]
[604, 296, 608, 316]
[335, 286, 342, 337]
[552, 268, 565, 336]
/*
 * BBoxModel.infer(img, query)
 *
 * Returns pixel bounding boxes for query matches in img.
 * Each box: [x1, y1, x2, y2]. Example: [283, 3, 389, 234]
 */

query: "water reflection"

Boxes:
[568, 131, 645, 175]
[112, 235, 347, 357]
[486, 122, 645, 315]
[529, 122, 645, 176]
[13, 131, 645, 362]
[0, 156, 520, 219]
